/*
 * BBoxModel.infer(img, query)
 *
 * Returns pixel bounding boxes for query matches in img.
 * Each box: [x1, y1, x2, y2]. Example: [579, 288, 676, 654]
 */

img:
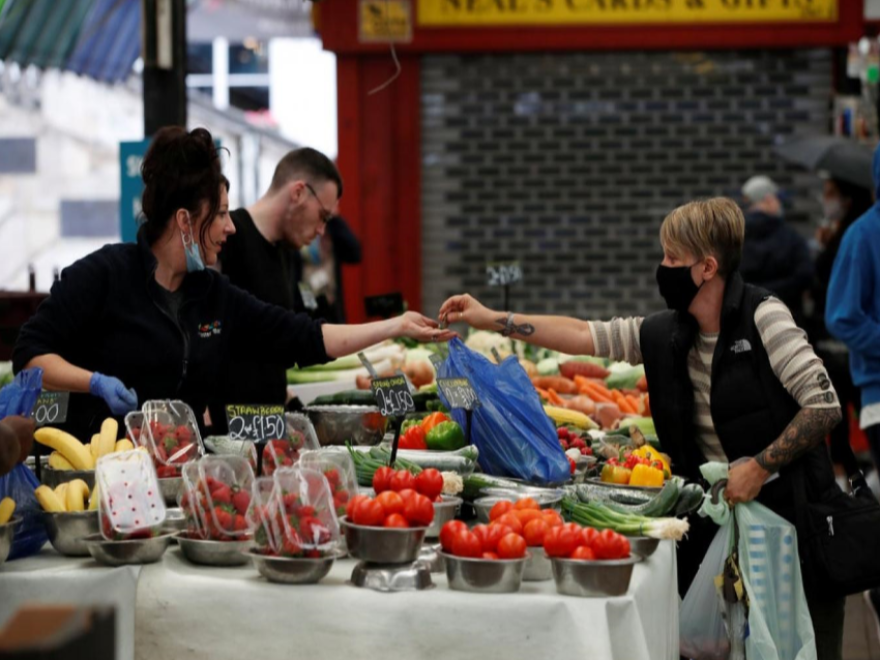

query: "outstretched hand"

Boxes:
[397, 311, 458, 343]
[437, 294, 499, 332]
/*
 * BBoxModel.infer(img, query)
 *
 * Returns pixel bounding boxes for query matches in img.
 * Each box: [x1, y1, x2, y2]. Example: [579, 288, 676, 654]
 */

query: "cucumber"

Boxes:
[673, 483, 706, 517]
[461, 474, 522, 500]
[598, 479, 680, 517]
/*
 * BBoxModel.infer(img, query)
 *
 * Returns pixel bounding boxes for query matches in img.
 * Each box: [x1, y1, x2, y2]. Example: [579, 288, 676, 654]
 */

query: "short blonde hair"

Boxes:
[659, 197, 745, 276]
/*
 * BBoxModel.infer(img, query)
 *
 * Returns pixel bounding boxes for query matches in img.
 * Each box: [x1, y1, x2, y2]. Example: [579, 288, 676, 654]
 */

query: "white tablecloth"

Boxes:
[2, 541, 678, 660]
[0, 547, 140, 660]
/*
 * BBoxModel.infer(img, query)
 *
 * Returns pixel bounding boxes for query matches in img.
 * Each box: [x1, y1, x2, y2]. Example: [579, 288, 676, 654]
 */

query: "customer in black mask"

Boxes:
[439, 197, 845, 659]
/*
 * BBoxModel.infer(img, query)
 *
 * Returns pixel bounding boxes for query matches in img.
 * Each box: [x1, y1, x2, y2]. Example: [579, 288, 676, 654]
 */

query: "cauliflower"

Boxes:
[441, 471, 464, 496]
[465, 330, 514, 362]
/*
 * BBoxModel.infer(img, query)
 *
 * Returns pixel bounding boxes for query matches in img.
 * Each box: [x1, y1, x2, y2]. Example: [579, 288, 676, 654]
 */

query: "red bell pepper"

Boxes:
[399, 425, 428, 450]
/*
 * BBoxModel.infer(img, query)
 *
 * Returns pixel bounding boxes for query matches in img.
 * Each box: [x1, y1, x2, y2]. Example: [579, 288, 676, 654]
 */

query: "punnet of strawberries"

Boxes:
[180, 475, 252, 541]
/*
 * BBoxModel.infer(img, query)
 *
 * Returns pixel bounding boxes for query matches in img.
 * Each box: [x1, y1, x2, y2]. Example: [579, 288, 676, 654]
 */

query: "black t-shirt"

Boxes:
[213, 209, 305, 431]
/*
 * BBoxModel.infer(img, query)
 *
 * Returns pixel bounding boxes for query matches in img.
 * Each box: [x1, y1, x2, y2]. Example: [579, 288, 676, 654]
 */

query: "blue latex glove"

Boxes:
[89, 373, 138, 415]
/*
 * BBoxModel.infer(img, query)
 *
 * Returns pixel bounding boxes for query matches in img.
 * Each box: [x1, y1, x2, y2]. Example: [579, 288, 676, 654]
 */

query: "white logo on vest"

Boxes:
[731, 339, 752, 354]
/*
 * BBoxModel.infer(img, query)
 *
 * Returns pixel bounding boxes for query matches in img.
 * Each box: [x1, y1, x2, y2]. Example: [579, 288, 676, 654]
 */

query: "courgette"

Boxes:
[673, 483, 706, 517]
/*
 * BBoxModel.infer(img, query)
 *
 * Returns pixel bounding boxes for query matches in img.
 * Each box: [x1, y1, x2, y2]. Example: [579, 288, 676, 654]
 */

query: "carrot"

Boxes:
[535, 387, 551, 400]
[643, 394, 651, 417]
[625, 395, 641, 414]
[612, 390, 637, 414]
[547, 388, 565, 406]
[582, 382, 614, 404]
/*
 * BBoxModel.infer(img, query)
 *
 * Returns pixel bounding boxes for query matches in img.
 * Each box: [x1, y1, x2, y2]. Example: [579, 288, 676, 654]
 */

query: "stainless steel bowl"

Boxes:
[164, 508, 187, 532]
[159, 477, 183, 506]
[84, 532, 174, 566]
[176, 533, 253, 566]
[441, 552, 528, 593]
[0, 518, 20, 565]
[341, 518, 427, 564]
[304, 406, 389, 447]
[473, 492, 563, 523]
[249, 551, 336, 584]
[41, 466, 96, 491]
[43, 511, 99, 557]
[426, 496, 462, 538]
[350, 560, 433, 592]
[551, 553, 643, 597]
[418, 543, 445, 574]
[626, 536, 660, 558]
[523, 546, 552, 582]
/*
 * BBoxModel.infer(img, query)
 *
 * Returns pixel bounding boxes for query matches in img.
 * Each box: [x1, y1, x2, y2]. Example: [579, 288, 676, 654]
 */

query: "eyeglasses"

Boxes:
[305, 182, 333, 225]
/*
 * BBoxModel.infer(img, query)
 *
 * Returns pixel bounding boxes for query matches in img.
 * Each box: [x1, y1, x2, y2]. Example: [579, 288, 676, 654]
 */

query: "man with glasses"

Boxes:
[212, 148, 361, 431]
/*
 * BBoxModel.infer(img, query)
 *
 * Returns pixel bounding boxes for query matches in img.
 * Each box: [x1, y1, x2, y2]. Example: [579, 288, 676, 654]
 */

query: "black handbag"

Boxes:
[793, 448, 880, 598]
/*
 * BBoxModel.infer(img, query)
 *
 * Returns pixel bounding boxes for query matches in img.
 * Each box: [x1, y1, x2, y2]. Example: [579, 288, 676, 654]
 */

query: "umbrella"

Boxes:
[774, 135, 875, 190]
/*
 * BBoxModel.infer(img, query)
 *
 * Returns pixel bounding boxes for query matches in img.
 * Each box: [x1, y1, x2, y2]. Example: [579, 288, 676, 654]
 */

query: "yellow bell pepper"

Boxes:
[629, 464, 665, 488]
[632, 446, 670, 474]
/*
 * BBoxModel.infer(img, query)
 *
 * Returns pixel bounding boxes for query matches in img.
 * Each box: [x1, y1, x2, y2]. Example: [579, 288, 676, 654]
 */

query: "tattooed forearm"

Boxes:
[755, 407, 842, 474]
[494, 316, 536, 337]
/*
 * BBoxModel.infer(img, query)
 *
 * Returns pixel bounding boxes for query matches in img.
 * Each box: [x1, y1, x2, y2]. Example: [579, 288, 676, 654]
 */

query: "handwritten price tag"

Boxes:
[486, 261, 523, 287]
[225, 404, 286, 443]
[437, 378, 480, 411]
[370, 376, 416, 418]
[32, 391, 70, 427]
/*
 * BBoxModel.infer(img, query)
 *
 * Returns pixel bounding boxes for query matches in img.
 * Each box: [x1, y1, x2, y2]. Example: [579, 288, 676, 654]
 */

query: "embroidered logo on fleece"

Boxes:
[730, 339, 752, 354]
[198, 320, 222, 339]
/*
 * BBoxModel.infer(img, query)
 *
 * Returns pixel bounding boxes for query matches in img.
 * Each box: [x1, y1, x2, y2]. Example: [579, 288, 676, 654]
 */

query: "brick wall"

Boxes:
[421, 49, 833, 320]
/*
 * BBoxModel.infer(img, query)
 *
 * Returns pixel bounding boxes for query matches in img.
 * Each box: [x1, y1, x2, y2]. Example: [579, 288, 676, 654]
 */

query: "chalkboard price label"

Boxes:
[225, 404, 286, 443]
[486, 261, 523, 287]
[365, 292, 405, 318]
[32, 391, 70, 427]
[437, 378, 480, 411]
[370, 376, 416, 418]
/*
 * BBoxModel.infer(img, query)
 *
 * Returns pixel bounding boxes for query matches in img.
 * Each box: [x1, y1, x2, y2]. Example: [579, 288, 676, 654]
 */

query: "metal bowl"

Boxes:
[249, 551, 336, 584]
[341, 518, 427, 564]
[164, 508, 187, 533]
[159, 477, 183, 506]
[43, 511, 99, 557]
[426, 496, 462, 538]
[473, 492, 563, 523]
[0, 518, 21, 565]
[176, 533, 253, 566]
[626, 536, 660, 558]
[551, 553, 643, 597]
[350, 560, 434, 592]
[441, 552, 528, 593]
[304, 406, 389, 447]
[84, 532, 175, 566]
[41, 466, 96, 491]
[523, 546, 552, 582]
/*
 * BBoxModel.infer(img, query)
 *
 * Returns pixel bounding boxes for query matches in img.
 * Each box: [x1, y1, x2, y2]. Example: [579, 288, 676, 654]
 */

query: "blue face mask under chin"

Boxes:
[181, 221, 205, 272]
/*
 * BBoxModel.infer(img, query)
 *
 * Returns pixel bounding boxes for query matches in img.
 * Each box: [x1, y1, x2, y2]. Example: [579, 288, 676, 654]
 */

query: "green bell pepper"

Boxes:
[425, 421, 466, 451]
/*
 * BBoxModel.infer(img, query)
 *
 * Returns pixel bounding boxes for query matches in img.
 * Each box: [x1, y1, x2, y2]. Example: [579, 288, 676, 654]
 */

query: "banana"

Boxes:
[34, 427, 95, 471]
[54, 483, 69, 507]
[89, 435, 100, 459]
[115, 439, 134, 453]
[88, 484, 100, 511]
[48, 451, 75, 471]
[35, 486, 66, 513]
[0, 497, 15, 524]
[65, 479, 90, 512]
[96, 419, 118, 458]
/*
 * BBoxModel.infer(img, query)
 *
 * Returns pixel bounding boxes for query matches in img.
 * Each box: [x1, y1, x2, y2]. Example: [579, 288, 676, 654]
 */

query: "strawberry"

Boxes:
[214, 506, 233, 531]
[298, 505, 315, 518]
[282, 493, 298, 513]
[211, 485, 233, 505]
[324, 469, 340, 490]
[233, 514, 249, 532]
[175, 425, 193, 444]
[232, 489, 250, 515]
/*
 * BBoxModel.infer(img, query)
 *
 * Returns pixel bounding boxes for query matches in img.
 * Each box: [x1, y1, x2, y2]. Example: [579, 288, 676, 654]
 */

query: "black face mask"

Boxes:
[656, 263, 704, 312]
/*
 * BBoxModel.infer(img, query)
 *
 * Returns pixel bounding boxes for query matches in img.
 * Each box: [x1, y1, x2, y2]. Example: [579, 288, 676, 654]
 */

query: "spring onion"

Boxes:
[562, 496, 690, 541]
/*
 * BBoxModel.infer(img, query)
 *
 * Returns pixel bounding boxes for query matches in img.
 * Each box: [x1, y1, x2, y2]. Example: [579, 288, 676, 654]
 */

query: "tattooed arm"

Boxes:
[437, 294, 596, 356]
[725, 407, 842, 505]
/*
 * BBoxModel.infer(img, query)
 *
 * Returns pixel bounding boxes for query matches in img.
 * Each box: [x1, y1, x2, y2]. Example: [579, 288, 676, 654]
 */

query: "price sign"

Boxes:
[365, 292, 405, 318]
[370, 375, 416, 418]
[429, 353, 444, 369]
[31, 391, 70, 427]
[225, 405, 286, 443]
[486, 261, 523, 287]
[437, 378, 480, 411]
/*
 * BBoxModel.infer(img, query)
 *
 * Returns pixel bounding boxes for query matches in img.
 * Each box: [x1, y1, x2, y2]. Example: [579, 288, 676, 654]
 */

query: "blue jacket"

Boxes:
[825, 142, 880, 407]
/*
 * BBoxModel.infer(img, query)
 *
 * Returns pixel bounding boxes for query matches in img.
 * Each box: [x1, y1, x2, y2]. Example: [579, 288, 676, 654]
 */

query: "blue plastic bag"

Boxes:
[436, 338, 569, 485]
[0, 368, 49, 560]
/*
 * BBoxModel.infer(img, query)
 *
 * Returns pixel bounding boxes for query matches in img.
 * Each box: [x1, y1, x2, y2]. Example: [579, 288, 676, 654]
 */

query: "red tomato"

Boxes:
[489, 500, 513, 521]
[451, 530, 482, 558]
[592, 528, 621, 559]
[372, 467, 394, 494]
[514, 497, 540, 511]
[581, 526, 599, 549]
[616, 535, 631, 560]
[403, 493, 435, 526]
[415, 469, 444, 500]
[383, 513, 409, 528]
[481, 551, 499, 560]
[542, 510, 564, 527]
[471, 524, 493, 553]
[351, 498, 385, 527]
[390, 470, 416, 493]
[396, 488, 417, 502]
[497, 533, 527, 559]
[513, 509, 543, 526]
[440, 520, 468, 552]
[482, 524, 513, 553]
[543, 526, 579, 558]
[375, 491, 405, 517]
[523, 518, 550, 547]
[571, 545, 596, 560]
[494, 513, 523, 535]
[345, 494, 370, 520]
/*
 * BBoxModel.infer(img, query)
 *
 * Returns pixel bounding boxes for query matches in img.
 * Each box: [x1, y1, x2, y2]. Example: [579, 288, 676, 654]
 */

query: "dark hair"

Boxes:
[140, 126, 230, 246]
[269, 147, 343, 199]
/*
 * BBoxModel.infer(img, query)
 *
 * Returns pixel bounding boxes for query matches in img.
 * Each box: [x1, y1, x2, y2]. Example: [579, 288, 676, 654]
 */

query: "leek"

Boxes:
[561, 497, 689, 541]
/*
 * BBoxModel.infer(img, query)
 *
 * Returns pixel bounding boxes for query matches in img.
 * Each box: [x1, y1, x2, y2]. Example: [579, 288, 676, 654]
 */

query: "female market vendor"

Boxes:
[439, 197, 845, 659]
[12, 126, 452, 441]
